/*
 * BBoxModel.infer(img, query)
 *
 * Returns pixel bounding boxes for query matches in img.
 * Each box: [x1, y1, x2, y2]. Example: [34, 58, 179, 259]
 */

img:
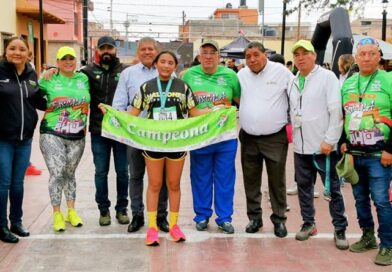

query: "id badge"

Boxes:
[349, 111, 363, 131]
[294, 114, 302, 128]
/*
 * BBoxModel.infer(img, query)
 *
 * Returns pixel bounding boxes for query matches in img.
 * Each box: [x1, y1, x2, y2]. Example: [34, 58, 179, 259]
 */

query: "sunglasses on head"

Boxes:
[357, 37, 379, 48]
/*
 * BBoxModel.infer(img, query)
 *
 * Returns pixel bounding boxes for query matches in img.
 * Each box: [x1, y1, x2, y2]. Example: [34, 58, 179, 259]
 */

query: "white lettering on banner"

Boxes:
[172, 131, 179, 140]
[128, 124, 136, 134]
[126, 124, 209, 144]
[146, 131, 162, 141]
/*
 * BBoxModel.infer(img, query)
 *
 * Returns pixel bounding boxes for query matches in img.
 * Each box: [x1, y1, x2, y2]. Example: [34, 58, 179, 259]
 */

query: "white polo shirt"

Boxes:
[237, 61, 294, 135]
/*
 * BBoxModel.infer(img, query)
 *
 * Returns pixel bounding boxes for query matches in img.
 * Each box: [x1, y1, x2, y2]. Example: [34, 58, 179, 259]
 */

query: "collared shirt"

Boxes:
[112, 62, 158, 111]
[237, 61, 294, 135]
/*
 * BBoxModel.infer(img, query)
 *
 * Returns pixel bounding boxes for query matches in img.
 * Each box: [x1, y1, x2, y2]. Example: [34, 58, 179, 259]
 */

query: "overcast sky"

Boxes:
[90, 0, 391, 41]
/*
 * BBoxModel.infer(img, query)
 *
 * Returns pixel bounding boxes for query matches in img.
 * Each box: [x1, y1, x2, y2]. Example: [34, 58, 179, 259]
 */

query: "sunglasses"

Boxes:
[356, 37, 379, 48]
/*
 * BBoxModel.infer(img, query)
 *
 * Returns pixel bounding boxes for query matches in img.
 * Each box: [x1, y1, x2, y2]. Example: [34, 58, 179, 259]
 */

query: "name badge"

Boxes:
[349, 111, 363, 131]
[153, 106, 177, 120]
[294, 113, 302, 128]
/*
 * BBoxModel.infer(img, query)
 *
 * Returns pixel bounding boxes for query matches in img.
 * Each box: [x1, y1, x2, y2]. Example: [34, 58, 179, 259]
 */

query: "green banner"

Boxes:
[101, 105, 238, 152]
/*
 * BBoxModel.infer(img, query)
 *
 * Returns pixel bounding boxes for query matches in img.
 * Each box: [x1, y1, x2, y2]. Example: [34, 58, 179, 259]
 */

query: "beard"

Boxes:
[100, 53, 116, 65]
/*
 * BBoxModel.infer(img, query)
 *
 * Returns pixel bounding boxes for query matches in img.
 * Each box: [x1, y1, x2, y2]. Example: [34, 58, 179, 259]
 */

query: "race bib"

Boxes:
[153, 106, 177, 120]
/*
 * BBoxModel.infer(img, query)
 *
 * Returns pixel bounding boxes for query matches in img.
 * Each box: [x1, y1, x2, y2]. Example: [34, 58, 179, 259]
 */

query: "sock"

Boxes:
[169, 211, 179, 229]
[147, 211, 158, 230]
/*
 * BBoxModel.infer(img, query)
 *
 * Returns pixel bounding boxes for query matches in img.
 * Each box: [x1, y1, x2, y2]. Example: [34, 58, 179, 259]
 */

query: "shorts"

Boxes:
[142, 150, 186, 161]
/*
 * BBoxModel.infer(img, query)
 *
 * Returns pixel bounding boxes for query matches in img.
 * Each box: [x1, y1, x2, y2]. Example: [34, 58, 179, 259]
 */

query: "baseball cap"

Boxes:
[200, 39, 219, 51]
[291, 40, 315, 53]
[97, 36, 117, 48]
[56, 46, 76, 60]
[335, 153, 359, 185]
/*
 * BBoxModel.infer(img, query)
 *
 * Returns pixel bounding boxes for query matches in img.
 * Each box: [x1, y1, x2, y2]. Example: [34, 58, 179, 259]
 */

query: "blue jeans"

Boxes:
[91, 134, 129, 213]
[352, 155, 392, 248]
[0, 139, 32, 227]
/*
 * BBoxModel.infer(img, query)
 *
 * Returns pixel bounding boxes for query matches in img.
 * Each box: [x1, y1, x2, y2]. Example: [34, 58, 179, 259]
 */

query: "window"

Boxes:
[221, 13, 238, 20]
[361, 21, 372, 26]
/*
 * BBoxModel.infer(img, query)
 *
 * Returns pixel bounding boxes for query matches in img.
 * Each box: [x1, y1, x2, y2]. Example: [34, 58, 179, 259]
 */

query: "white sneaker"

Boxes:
[287, 184, 320, 198]
[287, 184, 298, 195]
[313, 190, 320, 198]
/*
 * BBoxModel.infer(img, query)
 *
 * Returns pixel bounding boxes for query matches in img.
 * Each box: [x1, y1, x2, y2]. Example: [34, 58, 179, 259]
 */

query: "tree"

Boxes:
[287, 0, 367, 15]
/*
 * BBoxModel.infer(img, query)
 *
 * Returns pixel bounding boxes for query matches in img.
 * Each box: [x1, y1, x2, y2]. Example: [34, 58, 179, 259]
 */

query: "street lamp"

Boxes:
[382, 0, 388, 41]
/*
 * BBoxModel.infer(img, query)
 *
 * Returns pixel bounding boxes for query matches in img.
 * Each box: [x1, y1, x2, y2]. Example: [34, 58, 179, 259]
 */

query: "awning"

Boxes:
[220, 36, 276, 59]
[16, 0, 65, 24]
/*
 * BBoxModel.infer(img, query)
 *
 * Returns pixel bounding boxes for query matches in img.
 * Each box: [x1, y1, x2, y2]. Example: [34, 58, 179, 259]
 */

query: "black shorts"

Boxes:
[142, 150, 186, 160]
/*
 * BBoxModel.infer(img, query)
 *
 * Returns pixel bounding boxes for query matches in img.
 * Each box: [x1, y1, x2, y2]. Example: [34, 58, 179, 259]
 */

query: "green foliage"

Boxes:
[286, 0, 367, 15]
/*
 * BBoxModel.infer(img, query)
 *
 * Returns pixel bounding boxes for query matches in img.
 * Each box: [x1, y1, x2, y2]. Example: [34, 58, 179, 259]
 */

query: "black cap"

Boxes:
[97, 36, 116, 48]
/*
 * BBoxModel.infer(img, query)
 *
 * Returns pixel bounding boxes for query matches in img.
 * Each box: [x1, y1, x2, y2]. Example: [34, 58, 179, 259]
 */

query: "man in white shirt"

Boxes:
[287, 40, 348, 250]
[237, 42, 294, 237]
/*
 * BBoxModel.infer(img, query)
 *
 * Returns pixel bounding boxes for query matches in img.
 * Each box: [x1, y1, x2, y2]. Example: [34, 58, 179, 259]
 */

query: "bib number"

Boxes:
[153, 107, 177, 120]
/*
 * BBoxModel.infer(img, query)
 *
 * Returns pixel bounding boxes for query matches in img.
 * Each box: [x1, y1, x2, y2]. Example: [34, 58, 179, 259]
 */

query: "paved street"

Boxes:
[0, 128, 390, 272]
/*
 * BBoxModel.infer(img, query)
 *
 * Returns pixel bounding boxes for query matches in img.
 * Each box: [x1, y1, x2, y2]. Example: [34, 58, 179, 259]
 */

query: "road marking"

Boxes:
[22, 231, 363, 243]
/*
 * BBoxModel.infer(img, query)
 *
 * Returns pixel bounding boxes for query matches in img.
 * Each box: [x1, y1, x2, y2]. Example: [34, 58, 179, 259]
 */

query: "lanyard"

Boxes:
[357, 71, 378, 102]
[313, 153, 331, 200]
[156, 77, 172, 109]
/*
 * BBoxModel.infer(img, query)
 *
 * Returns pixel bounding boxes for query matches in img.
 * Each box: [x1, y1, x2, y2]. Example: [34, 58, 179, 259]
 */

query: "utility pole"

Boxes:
[110, 0, 113, 34]
[124, 14, 130, 41]
[83, 0, 88, 62]
[182, 10, 186, 41]
[259, 0, 265, 44]
[281, 0, 287, 55]
[296, 1, 301, 40]
[39, 0, 44, 67]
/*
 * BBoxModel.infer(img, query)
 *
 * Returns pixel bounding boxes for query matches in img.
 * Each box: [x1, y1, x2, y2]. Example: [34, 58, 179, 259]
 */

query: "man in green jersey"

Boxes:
[341, 37, 392, 266]
[182, 40, 240, 234]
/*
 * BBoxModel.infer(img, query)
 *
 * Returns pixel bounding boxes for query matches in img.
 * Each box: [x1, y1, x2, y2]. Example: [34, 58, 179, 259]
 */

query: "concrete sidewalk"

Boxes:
[0, 132, 389, 272]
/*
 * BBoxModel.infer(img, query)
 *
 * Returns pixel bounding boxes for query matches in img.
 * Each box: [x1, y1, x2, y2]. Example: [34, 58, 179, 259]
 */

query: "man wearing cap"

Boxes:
[237, 42, 293, 237]
[287, 40, 348, 249]
[182, 40, 241, 234]
[340, 37, 392, 266]
[112, 37, 169, 233]
[80, 36, 130, 226]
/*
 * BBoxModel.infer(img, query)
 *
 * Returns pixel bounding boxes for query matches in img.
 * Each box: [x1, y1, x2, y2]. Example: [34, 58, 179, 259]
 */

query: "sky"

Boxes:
[90, 0, 392, 41]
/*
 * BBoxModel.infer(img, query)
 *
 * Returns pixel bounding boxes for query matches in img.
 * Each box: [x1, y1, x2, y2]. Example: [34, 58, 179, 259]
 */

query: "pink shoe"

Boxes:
[145, 227, 159, 246]
[170, 224, 186, 242]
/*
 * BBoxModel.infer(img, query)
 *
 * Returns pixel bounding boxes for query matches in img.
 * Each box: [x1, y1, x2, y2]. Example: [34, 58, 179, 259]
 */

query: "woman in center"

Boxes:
[129, 51, 208, 246]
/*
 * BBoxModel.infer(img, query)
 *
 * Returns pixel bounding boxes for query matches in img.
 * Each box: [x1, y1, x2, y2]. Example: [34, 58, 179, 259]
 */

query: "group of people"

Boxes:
[0, 34, 391, 266]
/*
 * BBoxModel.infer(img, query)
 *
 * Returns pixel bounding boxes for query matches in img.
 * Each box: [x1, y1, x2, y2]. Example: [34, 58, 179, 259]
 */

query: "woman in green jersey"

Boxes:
[39, 47, 90, 232]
